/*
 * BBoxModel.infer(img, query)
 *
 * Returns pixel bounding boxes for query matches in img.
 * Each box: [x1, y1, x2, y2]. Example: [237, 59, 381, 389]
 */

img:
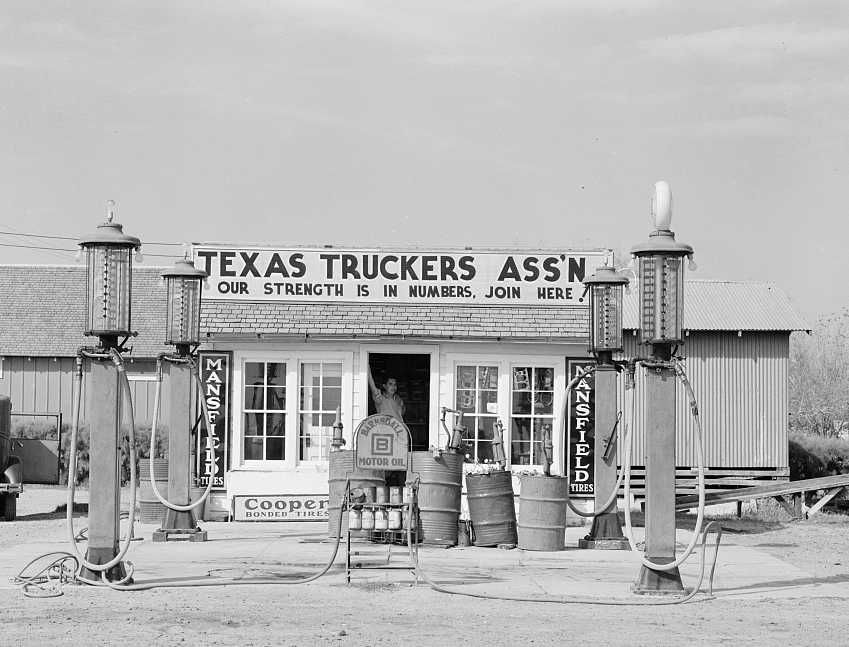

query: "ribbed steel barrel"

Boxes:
[328, 450, 385, 538]
[138, 458, 169, 525]
[410, 451, 463, 545]
[517, 475, 569, 551]
[466, 470, 518, 547]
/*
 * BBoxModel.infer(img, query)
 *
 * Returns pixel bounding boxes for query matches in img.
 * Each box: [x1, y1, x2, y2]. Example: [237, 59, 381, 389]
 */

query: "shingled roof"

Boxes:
[200, 301, 589, 342]
[0, 265, 170, 358]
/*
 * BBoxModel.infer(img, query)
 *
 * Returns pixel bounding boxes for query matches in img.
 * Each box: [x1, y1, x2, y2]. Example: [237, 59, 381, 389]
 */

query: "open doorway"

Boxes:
[367, 352, 430, 452]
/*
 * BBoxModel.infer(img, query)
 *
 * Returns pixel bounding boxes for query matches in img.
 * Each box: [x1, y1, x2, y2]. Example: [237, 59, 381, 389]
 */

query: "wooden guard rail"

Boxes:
[673, 473, 849, 519]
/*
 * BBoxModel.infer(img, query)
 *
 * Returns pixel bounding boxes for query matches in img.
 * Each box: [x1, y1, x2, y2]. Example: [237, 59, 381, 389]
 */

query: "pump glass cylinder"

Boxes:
[165, 276, 202, 346]
[84, 246, 133, 336]
[638, 254, 684, 344]
[589, 283, 624, 352]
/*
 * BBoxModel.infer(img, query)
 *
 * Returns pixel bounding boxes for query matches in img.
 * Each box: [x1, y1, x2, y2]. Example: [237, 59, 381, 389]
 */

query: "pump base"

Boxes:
[80, 547, 132, 584]
[577, 538, 630, 550]
[578, 513, 627, 549]
[153, 527, 207, 543]
[632, 563, 685, 595]
[155, 508, 207, 541]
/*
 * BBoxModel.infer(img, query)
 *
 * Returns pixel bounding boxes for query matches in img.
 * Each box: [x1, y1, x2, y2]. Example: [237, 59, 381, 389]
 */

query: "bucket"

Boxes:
[328, 450, 385, 538]
[138, 458, 169, 525]
[517, 475, 569, 551]
[203, 491, 230, 521]
[410, 451, 463, 545]
[466, 470, 518, 547]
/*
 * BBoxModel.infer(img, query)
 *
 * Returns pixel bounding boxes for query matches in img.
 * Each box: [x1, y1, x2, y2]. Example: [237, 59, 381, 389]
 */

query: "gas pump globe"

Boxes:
[584, 265, 629, 361]
[79, 202, 141, 346]
[630, 181, 694, 346]
[161, 258, 207, 354]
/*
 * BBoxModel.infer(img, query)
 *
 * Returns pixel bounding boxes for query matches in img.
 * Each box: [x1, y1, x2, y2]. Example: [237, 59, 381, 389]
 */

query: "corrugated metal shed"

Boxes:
[623, 280, 809, 332]
[619, 331, 790, 470]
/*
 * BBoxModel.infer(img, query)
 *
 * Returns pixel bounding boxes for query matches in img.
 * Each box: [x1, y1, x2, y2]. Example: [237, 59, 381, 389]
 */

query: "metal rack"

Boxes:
[345, 413, 421, 584]
[344, 488, 420, 584]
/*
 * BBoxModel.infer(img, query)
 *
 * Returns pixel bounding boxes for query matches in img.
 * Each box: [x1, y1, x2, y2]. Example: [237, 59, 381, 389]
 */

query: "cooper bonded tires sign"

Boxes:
[234, 494, 329, 521]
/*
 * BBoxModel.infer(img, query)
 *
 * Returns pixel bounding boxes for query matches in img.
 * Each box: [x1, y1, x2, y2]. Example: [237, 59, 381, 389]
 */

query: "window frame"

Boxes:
[297, 360, 345, 463]
[452, 363, 501, 464]
[232, 350, 353, 471]
[241, 358, 290, 465]
[446, 354, 565, 474]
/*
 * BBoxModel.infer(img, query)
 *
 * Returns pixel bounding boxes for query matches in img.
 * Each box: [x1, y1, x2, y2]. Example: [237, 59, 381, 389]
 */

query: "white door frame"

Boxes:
[358, 343, 440, 448]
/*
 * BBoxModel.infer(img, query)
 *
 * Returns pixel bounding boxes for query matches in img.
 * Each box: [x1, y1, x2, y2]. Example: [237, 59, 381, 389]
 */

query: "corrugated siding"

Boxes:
[0, 357, 166, 430]
[619, 331, 789, 469]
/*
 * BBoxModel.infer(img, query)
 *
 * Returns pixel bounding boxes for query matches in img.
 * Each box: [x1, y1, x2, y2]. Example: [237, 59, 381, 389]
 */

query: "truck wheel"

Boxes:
[1, 494, 15, 521]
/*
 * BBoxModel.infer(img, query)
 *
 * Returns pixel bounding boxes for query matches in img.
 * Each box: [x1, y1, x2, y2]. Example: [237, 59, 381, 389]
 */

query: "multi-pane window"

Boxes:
[299, 362, 343, 461]
[455, 365, 499, 463]
[510, 366, 555, 465]
[243, 361, 286, 461]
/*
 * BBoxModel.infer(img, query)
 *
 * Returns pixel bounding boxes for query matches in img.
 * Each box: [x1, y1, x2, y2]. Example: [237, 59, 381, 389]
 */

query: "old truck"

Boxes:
[0, 396, 23, 521]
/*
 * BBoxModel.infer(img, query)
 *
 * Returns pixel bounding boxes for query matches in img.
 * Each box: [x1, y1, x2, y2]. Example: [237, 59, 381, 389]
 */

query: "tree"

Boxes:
[789, 310, 849, 437]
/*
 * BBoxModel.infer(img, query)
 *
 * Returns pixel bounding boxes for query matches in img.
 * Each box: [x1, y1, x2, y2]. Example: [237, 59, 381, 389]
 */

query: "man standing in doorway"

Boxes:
[367, 364, 405, 422]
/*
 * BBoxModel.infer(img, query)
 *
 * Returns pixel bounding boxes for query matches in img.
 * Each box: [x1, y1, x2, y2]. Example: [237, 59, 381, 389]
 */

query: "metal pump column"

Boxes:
[82, 348, 126, 581]
[633, 347, 682, 592]
[153, 359, 206, 540]
[579, 359, 628, 549]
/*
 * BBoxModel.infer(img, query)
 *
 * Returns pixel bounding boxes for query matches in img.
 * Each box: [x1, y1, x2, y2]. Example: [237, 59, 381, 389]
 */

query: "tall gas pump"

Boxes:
[630, 181, 696, 594]
[577, 264, 630, 550]
[150, 257, 211, 542]
[74, 204, 141, 583]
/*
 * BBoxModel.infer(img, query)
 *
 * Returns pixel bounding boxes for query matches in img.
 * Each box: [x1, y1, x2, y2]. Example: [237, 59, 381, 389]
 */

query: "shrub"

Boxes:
[789, 430, 849, 480]
[12, 419, 60, 440]
[57, 422, 169, 486]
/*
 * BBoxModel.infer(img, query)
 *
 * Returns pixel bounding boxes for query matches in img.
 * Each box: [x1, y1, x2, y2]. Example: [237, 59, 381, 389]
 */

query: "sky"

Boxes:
[1, 1, 848, 322]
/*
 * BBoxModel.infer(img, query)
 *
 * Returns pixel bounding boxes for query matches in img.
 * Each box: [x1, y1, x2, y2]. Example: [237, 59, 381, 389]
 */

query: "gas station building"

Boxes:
[0, 247, 807, 519]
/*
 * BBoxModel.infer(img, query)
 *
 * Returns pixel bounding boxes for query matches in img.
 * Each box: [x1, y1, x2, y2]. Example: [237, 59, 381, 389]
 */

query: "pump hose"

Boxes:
[65, 348, 139, 586]
[86, 480, 351, 591]
[413, 520, 723, 605]
[621, 358, 706, 572]
[11, 552, 79, 598]
[15, 481, 350, 596]
[147, 354, 215, 512]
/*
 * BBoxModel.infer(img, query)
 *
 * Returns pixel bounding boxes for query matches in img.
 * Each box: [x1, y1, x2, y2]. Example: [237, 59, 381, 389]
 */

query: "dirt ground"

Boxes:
[0, 486, 846, 647]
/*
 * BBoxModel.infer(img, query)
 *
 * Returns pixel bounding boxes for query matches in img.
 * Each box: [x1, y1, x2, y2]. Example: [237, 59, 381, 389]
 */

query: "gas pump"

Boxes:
[149, 257, 211, 542]
[576, 264, 630, 550]
[628, 181, 701, 594]
[69, 203, 142, 584]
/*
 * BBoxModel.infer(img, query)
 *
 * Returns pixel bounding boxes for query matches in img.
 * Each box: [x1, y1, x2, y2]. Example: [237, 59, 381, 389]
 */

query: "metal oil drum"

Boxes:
[517, 475, 569, 551]
[466, 469, 518, 547]
[328, 450, 385, 538]
[409, 451, 463, 545]
[138, 458, 169, 525]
